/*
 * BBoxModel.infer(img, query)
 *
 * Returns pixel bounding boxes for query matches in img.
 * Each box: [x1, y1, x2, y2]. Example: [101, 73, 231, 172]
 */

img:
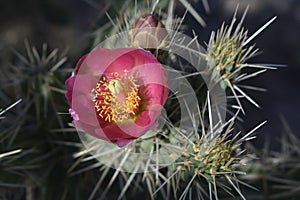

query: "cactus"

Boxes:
[0, 1, 298, 200]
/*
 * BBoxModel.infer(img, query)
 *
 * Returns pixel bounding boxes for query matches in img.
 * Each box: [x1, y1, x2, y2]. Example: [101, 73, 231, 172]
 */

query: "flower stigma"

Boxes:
[93, 70, 141, 123]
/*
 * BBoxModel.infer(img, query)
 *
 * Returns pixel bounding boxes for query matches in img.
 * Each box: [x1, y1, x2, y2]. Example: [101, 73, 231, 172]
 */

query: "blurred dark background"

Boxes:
[1, 0, 299, 148]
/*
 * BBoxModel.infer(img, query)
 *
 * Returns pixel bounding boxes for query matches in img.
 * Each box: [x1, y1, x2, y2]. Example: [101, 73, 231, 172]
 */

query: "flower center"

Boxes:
[93, 71, 141, 123]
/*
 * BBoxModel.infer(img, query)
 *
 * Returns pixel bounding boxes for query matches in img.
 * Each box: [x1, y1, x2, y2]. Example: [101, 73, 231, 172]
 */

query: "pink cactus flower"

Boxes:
[66, 48, 169, 147]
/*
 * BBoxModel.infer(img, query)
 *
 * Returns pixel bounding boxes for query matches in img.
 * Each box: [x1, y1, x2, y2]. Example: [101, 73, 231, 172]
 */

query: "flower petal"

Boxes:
[65, 76, 75, 105]
[86, 48, 134, 73]
[114, 139, 133, 147]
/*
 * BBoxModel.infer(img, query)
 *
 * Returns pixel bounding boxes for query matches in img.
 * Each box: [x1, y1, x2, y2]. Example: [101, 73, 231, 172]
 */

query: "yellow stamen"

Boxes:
[93, 71, 141, 123]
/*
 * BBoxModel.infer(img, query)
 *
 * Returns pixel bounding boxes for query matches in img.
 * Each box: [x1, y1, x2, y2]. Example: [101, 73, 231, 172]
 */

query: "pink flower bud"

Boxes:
[130, 14, 168, 49]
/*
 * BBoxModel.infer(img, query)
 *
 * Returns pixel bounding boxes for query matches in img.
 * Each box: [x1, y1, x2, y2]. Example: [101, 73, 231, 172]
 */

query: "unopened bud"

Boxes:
[130, 14, 168, 49]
